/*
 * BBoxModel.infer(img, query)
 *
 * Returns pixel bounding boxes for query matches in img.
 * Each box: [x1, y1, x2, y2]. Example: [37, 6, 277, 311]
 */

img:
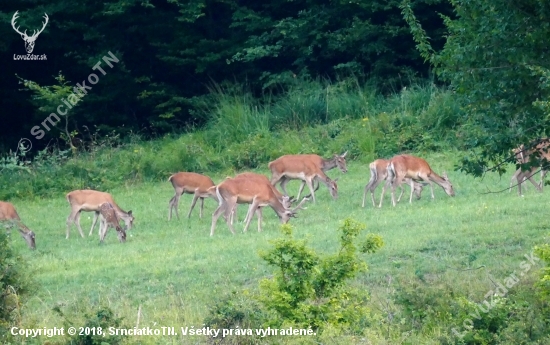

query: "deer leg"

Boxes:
[224, 198, 238, 235]
[280, 177, 291, 196]
[210, 203, 227, 236]
[256, 207, 263, 232]
[408, 178, 416, 203]
[305, 178, 317, 203]
[396, 184, 405, 203]
[390, 177, 401, 207]
[188, 192, 200, 219]
[270, 173, 283, 190]
[73, 211, 85, 238]
[420, 177, 435, 200]
[296, 180, 307, 200]
[526, 171, 542, 192]
[88, 211, 99, 236]
[378, 179, 390, 208]
[509, 169, 521, 193]
[168, 195, 175, 220]
[66, 209, 80, 239]
[168, 189, 182, 220]
[243, 200, 259, 233]
[199, 197, 205, 218]
[99, 218, 106, 242]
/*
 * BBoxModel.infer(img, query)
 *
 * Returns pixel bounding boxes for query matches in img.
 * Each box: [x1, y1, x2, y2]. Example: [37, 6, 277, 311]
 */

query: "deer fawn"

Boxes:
[98, 202, 127, 243]
[66, 190, 134, 239]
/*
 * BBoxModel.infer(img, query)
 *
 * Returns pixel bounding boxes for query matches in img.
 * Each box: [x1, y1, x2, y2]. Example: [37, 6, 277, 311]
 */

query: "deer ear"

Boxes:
[442, 172, 448, 180]
[128, 210, 132, 216]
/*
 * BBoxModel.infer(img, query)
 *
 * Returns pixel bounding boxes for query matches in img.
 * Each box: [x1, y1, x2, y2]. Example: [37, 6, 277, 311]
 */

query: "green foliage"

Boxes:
[535, 238, 550, 296]
[0, 232, 33, 340]
[54, 307, 126, 345]
[258, 220, 383, 334]
[0, 0, 452, 153]
[401, 0, 550, 176]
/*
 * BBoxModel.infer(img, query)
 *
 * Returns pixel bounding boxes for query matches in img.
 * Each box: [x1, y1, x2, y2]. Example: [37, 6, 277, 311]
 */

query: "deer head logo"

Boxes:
[11, 11, 49, 54]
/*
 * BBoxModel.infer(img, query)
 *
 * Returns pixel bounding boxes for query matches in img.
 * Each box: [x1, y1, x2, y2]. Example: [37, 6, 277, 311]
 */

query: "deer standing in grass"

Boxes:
[269, 154, 341, 202]
[509, 140, 550, 196]
[98, 202, 127, 243]
[66, 190, 134, 239]
[210, 177, 308, 236]
[231, 172, 294, 224]
[379, 155, 455, 207]
[362, 159, 425, 208]
[0, 201, 36, 249]
[168, 172, 217, 220]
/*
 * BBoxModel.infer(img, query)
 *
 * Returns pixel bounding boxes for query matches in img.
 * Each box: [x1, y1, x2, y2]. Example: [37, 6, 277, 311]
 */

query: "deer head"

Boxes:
[11, 11, 49, 54]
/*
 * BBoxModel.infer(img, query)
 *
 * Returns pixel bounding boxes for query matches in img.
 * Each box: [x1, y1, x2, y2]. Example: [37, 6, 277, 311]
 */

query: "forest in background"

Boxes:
[0, 0, 451, 153]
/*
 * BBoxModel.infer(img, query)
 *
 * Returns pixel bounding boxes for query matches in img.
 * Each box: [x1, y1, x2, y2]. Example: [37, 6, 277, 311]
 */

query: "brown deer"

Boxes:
[231, 172, 294, 224]
[269, 154, 340, 203]
[0, 201, 36, 249]
[362, 159, 425, 208]
[210, 177, 308, 236]
[66, 190, 134, 239]
[509, 140, 550, 196]
[275, 152, 347, 199]
[168, 172, 217, 220]
[98, 202, 127, 243]
[379, 155, 455, 207]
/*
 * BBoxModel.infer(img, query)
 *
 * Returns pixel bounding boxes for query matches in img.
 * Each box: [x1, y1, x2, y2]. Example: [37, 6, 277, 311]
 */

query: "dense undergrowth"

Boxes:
[0, 79, 462, 200]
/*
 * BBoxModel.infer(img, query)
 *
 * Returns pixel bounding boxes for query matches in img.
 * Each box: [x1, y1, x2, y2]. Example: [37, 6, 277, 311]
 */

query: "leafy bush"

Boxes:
[0, 232, 34, 342]
[53, 306, 126, 345]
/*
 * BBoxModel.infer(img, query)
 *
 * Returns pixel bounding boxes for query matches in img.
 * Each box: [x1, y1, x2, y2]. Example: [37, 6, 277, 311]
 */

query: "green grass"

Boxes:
[7, 150, 550, 344]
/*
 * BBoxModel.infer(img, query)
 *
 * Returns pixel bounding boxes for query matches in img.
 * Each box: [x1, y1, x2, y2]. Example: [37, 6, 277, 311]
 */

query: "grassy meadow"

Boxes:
[7, 150, 550, 344]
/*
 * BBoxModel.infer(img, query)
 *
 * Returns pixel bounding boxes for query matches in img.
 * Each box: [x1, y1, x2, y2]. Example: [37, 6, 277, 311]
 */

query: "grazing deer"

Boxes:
[509, 140, 550, 196]
[66, 190, 134, 239]
[210, 178, 308, 236]
[379, 155, 455, 207]
[269, 154, 340, 203]
[232, 172, 294, 224]
[276, 152, 347, 199]
[361, 159, 425, 208]
[0, 201, 36, 249]
[98, 202, 127, 243]
[168, 172, 217, 220]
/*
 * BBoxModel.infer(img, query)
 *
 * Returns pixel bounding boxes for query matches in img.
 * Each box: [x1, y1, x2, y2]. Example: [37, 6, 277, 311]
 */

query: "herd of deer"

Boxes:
[1, 140, 549, 250]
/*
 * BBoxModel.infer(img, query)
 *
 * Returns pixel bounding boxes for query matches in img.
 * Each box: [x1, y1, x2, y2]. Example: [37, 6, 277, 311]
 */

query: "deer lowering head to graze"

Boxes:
[231, 172, 294, 224]
[379, 155, 454, 207]
[168, 172, 217, 220]
[98, 202, 126, 243]
[210, 177, 308, 236]
[509, 140, 550, 196]
[66, 190, 134, 239]
[0, 201, 36, 249]
[361, 159, 424, 208]
[269, 154, 340, 203]
[277, 152, 347, 198]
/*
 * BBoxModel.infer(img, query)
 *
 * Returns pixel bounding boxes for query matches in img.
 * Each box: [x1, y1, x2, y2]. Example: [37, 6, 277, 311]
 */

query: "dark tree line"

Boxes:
[0, 0, 451, 153]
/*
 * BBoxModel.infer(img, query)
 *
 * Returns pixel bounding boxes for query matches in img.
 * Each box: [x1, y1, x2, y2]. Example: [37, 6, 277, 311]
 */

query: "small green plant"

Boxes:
[258, 219, 383, 334]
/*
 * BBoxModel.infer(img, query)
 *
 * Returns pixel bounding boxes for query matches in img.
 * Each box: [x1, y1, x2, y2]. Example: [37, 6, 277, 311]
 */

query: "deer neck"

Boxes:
[321, 157, 337, 171]
[430, 172, 450, 188]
